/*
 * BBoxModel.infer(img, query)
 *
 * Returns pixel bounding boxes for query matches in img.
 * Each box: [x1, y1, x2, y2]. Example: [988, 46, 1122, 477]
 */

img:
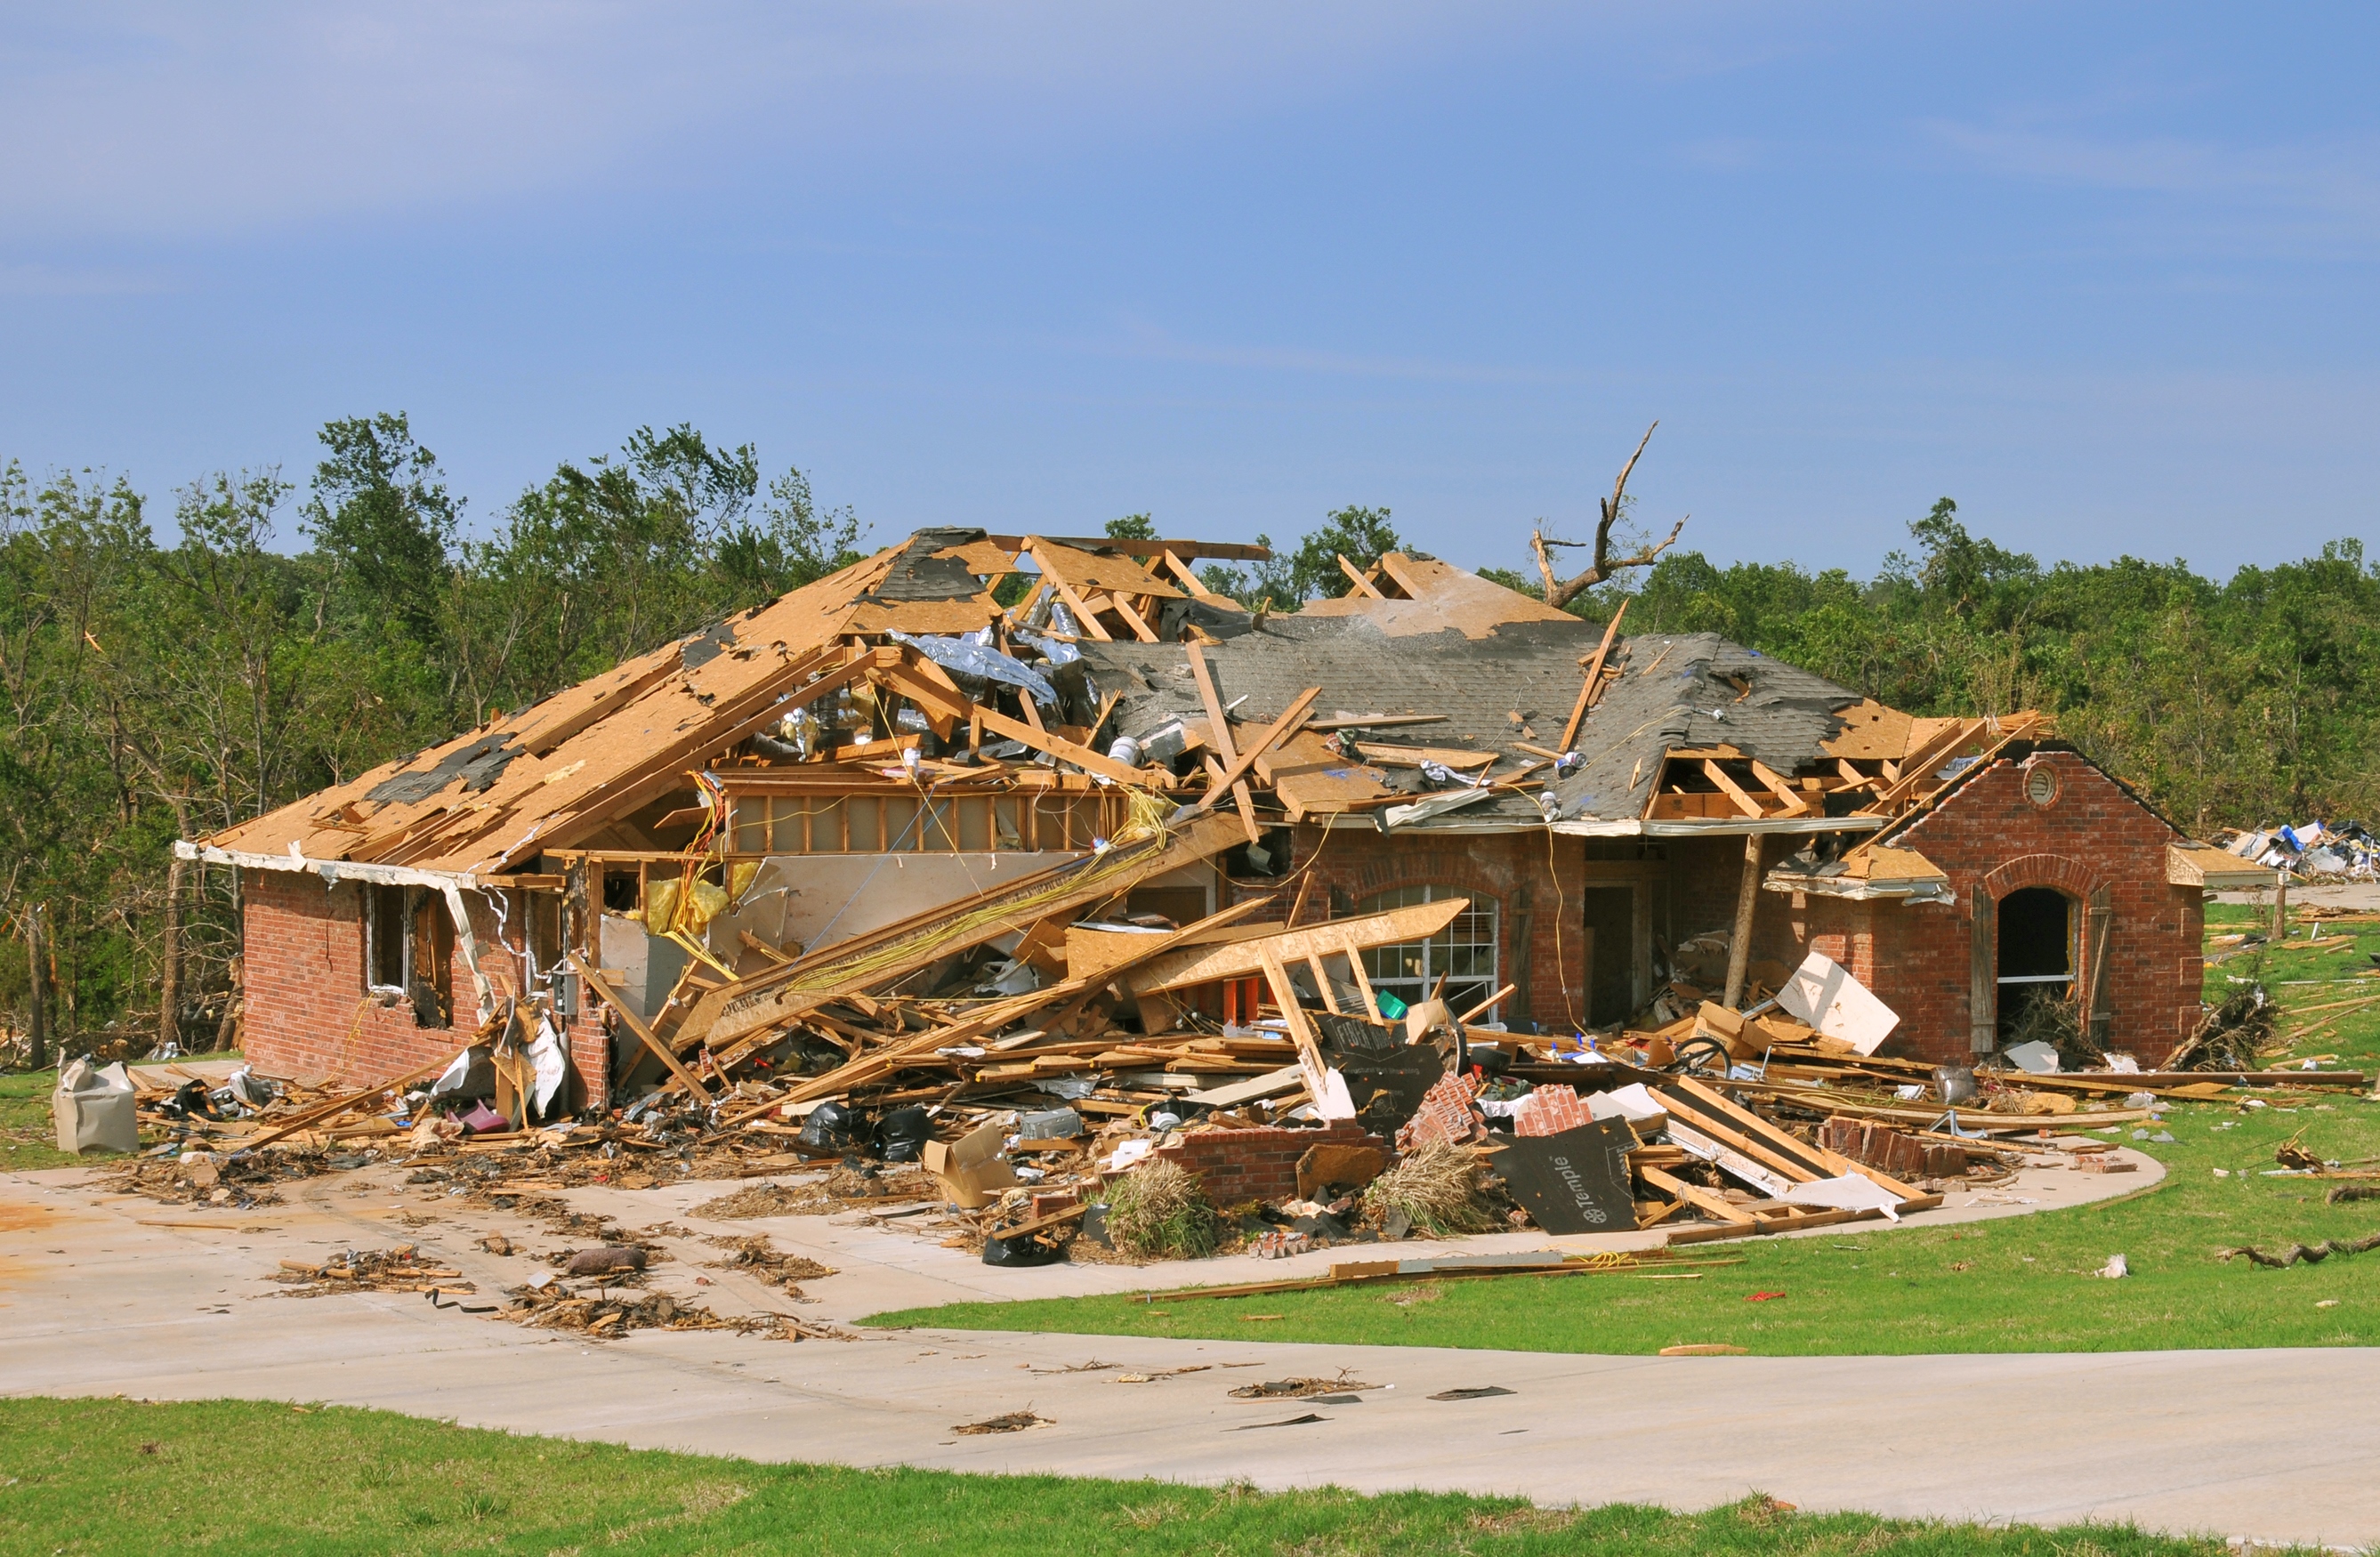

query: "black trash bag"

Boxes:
[877, 1106, 932, 1163]
[163, 1080, 222, 1121]
[981, 1230, 1064, 1267]
[800, 1101, 867, 1153]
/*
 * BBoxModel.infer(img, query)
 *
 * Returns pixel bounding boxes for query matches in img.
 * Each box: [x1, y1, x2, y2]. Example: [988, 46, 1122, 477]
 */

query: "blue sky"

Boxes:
[4, 4, 2376, 578]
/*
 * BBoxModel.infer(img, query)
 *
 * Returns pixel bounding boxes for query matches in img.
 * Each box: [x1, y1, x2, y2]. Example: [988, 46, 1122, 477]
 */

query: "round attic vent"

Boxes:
[2023, 762, 2060, 808]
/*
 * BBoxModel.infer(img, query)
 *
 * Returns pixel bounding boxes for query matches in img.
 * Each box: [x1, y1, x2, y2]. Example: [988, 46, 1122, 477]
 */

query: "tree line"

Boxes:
[4, 416, 2374, 1061]
[0, 415, 864, 1065]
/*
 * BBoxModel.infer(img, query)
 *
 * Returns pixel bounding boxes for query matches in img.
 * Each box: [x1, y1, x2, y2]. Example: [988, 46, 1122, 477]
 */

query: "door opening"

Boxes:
[1579, 886, 1633, 1028]
[1995, 885, 2074, 1044]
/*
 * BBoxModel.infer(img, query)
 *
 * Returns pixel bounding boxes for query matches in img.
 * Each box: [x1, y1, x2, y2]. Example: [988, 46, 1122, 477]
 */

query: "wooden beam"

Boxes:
[1185, 643, 1262, 843]
[1747, 759, 1811, 818]
[1336, 554, 1385, 598]
[1259, 948, 1331, 1087]
[1559, 598, 1629, 753]
[1160, 550, 1230, 601]
[1182, 687, 1321, 818]
[1638, 1164, 1756, 1225]
[1109, 593, 1160, 642]
[1025, 544, 1116, 641]
[1702, 760, 1769, 819]
[986, 535, 1273, 562]
[573, 953, 713, 1099]
[1123, 897, 1466, 995]
[683, 811, 1250, 1053]
[1722, 832, 1762, 1006]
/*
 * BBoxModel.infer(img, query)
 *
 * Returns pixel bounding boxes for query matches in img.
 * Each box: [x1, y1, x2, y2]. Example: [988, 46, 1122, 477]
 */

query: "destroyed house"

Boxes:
[182, 527, 2266, 1115]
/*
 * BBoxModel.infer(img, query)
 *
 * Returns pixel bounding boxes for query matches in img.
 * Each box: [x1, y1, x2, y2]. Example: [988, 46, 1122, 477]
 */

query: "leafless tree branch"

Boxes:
[1529, 422, 1689, 610]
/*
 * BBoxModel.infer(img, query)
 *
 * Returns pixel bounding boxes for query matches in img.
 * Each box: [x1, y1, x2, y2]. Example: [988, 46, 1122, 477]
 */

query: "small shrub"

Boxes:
[1103, 1159, 1219, 1259]
[1363, 1142, 1499, 1235]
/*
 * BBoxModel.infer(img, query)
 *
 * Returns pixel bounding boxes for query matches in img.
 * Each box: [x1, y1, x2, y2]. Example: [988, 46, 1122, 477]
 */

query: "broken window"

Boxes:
[361, 883, 454, 1029]
[1358, 884, 1499, 1021]
[366, 884, 407, 990]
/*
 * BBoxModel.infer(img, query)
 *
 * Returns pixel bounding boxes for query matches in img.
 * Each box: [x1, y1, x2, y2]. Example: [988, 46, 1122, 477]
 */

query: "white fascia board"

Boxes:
[1762, 871, 1955, 904]
[176, 841, 480, 891]
[1552, 816, 1890, 840]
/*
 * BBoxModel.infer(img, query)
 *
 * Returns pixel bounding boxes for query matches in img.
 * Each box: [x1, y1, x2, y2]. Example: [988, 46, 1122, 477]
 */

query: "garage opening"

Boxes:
[1996, 885, 2074, 1044]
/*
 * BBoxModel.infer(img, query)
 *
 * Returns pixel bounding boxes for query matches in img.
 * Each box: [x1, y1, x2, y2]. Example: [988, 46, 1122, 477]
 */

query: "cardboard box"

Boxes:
[923, 1117, 1018, 1209]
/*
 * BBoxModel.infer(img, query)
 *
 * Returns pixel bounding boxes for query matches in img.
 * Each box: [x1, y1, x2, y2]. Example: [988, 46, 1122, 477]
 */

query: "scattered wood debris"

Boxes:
[953, 1411, 1051, 1435]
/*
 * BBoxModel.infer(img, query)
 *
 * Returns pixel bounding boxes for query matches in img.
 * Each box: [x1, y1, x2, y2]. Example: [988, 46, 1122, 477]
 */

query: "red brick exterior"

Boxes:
[238, 868, 610, 1110]
[1760, 750, 2199, 1066]
[1238, 747, 2198, 1067]
[1154, 1121, 1386, 1206]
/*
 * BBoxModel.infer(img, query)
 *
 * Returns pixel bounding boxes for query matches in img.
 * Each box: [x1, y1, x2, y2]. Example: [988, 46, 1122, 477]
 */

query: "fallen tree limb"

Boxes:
[2217, 1230, 2380, 1269]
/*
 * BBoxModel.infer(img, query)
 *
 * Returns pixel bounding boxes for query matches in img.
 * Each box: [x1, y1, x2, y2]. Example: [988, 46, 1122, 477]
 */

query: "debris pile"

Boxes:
[2221, 821, 2380, 881]
[272, 1245, 470, 1297]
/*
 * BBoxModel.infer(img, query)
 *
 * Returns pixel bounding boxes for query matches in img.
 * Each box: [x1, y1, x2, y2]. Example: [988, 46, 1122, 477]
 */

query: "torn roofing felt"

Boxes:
[859, 528, 1004, 602]
[365, 731, 527, 806]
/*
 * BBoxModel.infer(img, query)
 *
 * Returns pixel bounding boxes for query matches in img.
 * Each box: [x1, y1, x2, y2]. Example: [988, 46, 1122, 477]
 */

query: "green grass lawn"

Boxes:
[0, 1396, 2263, 1556]
[872, 910, 2380, 1357]
[3, 1055, 244, 1173]
[0, 1069, 105, 1173]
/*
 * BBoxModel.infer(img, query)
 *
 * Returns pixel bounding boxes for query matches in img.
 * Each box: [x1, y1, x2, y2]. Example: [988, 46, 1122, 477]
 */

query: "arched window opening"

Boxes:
[1357, 884, 1499, 1022]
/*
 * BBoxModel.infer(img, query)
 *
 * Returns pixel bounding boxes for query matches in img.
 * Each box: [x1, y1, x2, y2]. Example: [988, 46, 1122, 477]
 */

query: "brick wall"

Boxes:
[1753, 751, 2199, 1066]
[239, 868, 609, 1111]
[1153, 1120, 1386, 1206]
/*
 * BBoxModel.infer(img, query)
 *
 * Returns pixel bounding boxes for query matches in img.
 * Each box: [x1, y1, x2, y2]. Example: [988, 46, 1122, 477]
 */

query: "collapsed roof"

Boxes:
[188, 528, 2050, 879]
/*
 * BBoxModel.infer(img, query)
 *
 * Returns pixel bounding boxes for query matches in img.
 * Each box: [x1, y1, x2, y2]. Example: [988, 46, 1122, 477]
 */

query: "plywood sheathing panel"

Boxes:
[1025, 539, 1185, 601]
[1297, 553, 1581, 639]
[1817, 700, 1913, 762]
[194, 539, 1007, 876]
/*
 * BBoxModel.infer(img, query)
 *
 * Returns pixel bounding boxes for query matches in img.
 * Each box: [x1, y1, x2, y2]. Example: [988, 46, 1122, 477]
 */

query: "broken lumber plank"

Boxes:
[239, 1048, 465, 1151]
[1185, 643, 1261, 843]
[682, 811, 1248, 1053]
[1181, 687, 1322, 819]
[1558, 597, 1628, 753]
[1120, 898, 1466, 995]
[574, 954, 714, 1099]
[1637, 1165, 1757, 1225]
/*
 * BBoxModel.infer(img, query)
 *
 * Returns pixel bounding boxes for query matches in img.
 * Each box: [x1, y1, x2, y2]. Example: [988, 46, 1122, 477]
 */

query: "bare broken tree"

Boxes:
[1530, 422, 1688, 611]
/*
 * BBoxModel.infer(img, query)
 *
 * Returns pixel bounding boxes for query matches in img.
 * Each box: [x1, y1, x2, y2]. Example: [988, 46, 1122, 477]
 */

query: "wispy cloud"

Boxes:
[1926, 115, 2380, 249]
[0, 3, 1519, 240]
[1086, 316, 1592, 387]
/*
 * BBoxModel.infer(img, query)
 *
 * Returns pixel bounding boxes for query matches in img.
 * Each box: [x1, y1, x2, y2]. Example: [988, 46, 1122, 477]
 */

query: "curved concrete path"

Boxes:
[3, 1152, 2370, 1552]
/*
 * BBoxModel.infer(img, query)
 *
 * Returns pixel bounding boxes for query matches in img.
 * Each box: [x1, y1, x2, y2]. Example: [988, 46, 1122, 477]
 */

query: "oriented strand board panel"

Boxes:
[1028, 540, 1184, 599]
[1298, 553, 1583, 639]
[1254, 730, 1394, 818]
[1820, 700, 1915, 761]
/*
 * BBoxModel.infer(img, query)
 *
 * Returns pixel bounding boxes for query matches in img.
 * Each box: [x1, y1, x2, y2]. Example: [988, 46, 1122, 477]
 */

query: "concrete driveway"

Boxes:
[2, 1152, 2370, 1552]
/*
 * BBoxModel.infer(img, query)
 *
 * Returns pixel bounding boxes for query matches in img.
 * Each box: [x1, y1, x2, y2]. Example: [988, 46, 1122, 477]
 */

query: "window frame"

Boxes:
[1355, 883, 1500, 1023]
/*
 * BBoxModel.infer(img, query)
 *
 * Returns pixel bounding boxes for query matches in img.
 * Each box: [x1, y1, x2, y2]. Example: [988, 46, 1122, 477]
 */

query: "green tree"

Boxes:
[1104, 513, 1157, 542]
[1289, 505, 1401, 601]
[303, 414, 460, 646]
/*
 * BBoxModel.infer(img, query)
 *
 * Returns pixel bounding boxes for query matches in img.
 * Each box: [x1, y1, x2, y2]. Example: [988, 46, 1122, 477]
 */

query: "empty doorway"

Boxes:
[1996, 885, 2074, 1043]
[1579, 886, 1634, 1027]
